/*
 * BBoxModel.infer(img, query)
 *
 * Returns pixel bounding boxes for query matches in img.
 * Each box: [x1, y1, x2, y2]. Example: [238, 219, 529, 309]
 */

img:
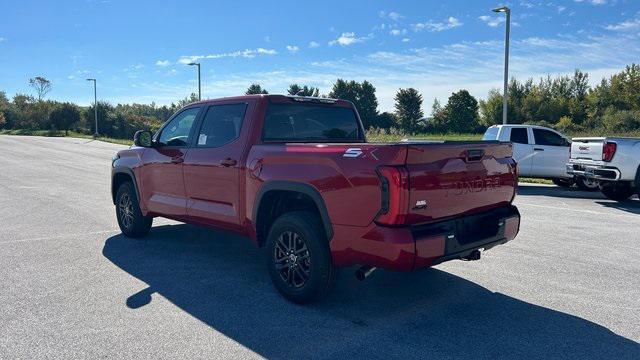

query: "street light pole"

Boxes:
[493, 6, 510, 125]
[86, 78, 98, 137]
[188, 62, 201, 100]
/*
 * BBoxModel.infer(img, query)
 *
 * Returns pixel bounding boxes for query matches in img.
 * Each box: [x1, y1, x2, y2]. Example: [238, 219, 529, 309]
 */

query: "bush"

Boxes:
[600, 109, 640, 132]
[555, 116, 584, 133]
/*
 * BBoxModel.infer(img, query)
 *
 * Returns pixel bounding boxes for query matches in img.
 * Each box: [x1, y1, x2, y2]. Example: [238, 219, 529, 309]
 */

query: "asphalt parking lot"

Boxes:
[1, 135, 639, 359]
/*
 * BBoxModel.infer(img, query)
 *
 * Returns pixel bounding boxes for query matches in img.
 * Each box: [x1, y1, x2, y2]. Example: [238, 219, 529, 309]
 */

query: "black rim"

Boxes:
[118, 192, 134, 230]
[273, 230, 311, 288]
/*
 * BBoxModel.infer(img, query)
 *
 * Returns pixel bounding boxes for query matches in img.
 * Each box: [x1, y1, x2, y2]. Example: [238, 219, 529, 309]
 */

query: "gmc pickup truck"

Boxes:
[567, 137, 640, 201]
[111, 95, 521, 303]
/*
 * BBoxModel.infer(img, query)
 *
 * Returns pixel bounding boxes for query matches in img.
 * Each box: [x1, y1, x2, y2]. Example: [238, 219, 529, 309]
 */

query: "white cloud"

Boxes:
[308, 41, 320, 48]
[177, 48, 277, 64]
[329, 32, 367, 46]
[155, 60, 170, 67]
[574, 0, 607, 4]
[390, 29, 407, 36]
[286, 45, 300, 53]
[95, 27, 640, 116]
[557, 6, 566, 13]
[67, 75, 75, 80]
[380, 11, 404, 22]
[478, 15, 506, 27]
[0, 37, 5, 42]
[605, 17, 640, 31]
[412, 17, 462, 32]
[402, 38, 410, 43]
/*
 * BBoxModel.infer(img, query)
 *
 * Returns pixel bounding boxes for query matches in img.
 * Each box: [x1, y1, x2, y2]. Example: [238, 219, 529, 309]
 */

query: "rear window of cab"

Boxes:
[262, 103, 364, 143]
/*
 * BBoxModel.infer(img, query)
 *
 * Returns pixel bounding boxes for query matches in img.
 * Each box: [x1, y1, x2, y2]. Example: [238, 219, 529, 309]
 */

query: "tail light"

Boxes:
[375, 166, 409, 225]
[602, 142, 617, 162]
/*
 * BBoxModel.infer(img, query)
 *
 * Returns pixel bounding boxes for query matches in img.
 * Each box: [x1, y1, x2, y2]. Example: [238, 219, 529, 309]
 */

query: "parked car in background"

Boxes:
[111, 94, 521, 303]
[567, 137, 640, 201]
[482, 125, 598, 190]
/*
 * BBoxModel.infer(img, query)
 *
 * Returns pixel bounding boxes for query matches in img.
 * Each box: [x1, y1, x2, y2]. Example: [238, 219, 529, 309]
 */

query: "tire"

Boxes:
[575, 176, 599, 192]
[265, 211, 337, 304]
[636, 167, 640, 200]
[552, 178, 573, 188]
[115, 181, 152, 238]
[599, 182, 635, 202]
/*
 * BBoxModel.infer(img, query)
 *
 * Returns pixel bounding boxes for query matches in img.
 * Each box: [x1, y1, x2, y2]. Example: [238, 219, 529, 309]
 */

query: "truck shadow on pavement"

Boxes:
[518, 185, 640, 214]
[103, 224, 639, 359]
[517, 184, 607, 199]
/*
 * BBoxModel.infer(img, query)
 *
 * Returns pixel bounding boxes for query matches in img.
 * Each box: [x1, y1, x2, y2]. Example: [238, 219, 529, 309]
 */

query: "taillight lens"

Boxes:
[375, 166, 409, 226]
[603, 142, 616, 162]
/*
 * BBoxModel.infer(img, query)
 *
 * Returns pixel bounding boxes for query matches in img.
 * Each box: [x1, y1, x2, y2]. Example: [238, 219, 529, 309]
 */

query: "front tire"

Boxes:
[600, 182, 635, 202]
[575, 176, 599, 191]
[265, 211, 336, 304]
[115, 181, 152, 238]
[552, 178, 573, 188]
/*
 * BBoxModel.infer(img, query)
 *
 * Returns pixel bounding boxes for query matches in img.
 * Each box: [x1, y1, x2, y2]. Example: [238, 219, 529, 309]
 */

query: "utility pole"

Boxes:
[86, 78, 98, 137]
[493, 6, 511, 124]
[188, 62, 201, 100]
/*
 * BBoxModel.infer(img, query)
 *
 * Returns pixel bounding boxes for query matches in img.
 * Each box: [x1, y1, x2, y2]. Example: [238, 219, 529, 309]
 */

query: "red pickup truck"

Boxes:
[111, 95, 520, 303]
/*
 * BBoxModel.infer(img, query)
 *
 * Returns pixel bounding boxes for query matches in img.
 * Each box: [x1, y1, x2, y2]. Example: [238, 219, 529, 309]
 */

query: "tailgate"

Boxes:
[404, 141, 517, 224]
[570, 138, 605, 161]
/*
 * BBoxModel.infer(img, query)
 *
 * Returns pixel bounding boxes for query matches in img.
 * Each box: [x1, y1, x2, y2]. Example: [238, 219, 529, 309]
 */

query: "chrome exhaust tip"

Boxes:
[355, 265, 377, 281]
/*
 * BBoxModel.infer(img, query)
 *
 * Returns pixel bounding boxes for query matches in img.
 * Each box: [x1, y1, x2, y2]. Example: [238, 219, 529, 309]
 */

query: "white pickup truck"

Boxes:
[567, 137, 640, 201]
[482, 125, 598, 190]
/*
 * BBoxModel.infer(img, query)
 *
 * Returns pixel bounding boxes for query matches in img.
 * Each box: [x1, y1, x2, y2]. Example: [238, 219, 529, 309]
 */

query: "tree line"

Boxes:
[1, 63, 639, 138]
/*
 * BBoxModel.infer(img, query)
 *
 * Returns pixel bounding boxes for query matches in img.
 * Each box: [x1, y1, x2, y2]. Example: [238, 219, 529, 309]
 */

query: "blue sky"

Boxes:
[1, 0, 639, 112]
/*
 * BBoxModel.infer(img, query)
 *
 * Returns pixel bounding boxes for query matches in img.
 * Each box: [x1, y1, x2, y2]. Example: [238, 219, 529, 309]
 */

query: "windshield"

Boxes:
[262, 103, 364, 143]
[482, 127, 499, 140]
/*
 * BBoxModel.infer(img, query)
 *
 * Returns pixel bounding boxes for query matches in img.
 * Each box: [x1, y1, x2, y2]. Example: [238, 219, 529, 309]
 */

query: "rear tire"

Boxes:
[600, 182, 635, 202]
[552, 178, 573, 188]
[635, 168, 640, 200]
[265, 211, 337, 304]
[115, 181, 152, 238]
[575, 176, 599, 192]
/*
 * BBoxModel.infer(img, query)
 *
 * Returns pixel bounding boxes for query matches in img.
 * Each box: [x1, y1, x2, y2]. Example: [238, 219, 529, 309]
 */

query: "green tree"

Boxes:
[287, 84, 319, 97]
[245, 84, 269, 95]
[29, 76, 52, 101]
[328, 79, 379, 129]
[49, 103, 81, 135]
[328, 79, 360, 104]
[357, 81, 379, 129]
[394, 88, 423, 133]
[479, 90, 503, 127]
[442, 90, 480, 133]
[371, 112, 396, 129]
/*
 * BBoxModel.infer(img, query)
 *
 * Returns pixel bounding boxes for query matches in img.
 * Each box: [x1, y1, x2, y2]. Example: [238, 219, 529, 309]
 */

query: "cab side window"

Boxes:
[196, 104, 247, 147]
[158, 107, 200, 147]
[510, 128, 529, 144]
[533, 129, 567, 146]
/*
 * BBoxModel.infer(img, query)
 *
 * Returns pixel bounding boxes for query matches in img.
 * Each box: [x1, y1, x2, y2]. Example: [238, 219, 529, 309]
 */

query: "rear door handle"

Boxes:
[220, 158, 237, 167]
[170, 156, 184, 164]
[534, 148, 544, 151]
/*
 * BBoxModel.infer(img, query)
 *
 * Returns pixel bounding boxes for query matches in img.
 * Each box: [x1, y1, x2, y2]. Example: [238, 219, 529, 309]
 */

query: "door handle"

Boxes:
[534, 148, 544, 151]
[220, 158, 237, 167]
[170, 156, 184, 164]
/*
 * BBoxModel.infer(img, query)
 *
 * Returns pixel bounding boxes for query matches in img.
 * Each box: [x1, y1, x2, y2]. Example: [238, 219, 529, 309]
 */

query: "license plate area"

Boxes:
[411, 206, 516, 255]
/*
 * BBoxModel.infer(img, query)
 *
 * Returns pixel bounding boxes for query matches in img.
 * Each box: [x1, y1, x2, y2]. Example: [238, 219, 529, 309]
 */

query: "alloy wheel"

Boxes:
[118, 193, 134, 230]
[273, 230, 311, 288]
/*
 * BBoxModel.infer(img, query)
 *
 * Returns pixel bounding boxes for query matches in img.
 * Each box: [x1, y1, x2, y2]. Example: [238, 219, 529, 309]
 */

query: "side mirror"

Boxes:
[133, 130, 153, 147]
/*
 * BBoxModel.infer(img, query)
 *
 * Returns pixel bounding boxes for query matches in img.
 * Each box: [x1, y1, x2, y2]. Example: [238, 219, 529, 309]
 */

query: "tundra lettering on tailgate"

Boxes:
[444, 177, 501, 197]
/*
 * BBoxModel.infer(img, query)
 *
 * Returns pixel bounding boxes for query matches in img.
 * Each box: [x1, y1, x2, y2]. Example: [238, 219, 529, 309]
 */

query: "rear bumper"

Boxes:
[330, 205, 520, 271]
[566, 163, 621, 181]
